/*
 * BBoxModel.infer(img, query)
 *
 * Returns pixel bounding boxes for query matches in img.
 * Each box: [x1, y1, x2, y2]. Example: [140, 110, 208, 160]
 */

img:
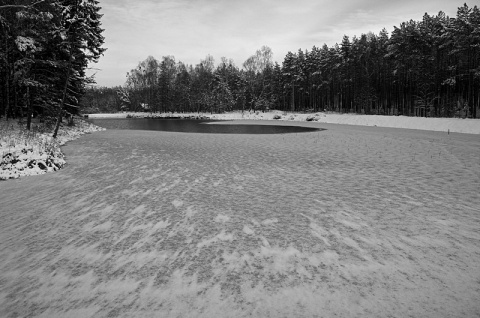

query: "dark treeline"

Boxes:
[87, 3, 480, 118]
[0, 0, 105, 135]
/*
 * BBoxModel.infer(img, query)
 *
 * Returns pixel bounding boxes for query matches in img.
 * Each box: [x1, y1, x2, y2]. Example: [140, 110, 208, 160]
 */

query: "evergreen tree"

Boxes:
[0, 0, 105, 134]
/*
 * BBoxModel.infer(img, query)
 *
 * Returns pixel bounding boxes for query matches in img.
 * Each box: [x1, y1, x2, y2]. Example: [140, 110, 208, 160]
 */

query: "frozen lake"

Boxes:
[87, 118, 322, 134]
[1, 121, 479, 317]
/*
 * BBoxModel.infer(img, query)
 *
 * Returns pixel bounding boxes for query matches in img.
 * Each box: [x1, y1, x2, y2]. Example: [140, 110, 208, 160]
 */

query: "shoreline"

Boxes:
[87, 110, 480, 134]
[3, 111, 479, 180]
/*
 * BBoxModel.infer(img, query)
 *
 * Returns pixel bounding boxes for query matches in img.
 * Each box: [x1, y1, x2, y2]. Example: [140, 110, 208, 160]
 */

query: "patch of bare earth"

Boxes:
[0, 122, 479, 317]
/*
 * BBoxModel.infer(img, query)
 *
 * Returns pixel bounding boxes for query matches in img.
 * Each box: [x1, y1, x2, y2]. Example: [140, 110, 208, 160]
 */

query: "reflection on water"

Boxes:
[87, 118, 322, 134]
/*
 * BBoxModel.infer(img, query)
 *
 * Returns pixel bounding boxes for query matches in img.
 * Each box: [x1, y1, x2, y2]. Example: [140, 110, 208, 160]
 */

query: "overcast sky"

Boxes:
[88, 0, 463, 87]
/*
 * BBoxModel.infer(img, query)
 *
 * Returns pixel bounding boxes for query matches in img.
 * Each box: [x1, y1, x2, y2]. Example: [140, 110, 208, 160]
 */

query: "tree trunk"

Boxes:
[26, 87, 32, 130]
[291, 82, 295, 112]
[53, 62, 71, 138]
[4, 68, 10, 120]
[52, 105, 64, 139]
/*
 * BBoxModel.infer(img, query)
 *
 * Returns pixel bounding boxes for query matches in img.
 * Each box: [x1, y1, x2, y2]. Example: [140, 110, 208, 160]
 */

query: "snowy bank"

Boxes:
[0, 118, 105, 180]
[87, 110, 480, 134]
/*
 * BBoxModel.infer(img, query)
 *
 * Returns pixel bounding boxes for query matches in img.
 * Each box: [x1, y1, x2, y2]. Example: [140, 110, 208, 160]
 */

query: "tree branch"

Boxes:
[0, 0, 46, 10]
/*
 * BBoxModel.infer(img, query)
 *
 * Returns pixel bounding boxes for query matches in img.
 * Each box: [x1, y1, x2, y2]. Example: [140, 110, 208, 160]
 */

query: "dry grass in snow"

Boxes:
[0, 118, 105, 180]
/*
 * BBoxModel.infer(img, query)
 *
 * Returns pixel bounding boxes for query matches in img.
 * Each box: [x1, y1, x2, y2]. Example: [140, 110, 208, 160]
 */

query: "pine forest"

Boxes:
[0, 0, 105, 133]
[1, 2, 480, 121]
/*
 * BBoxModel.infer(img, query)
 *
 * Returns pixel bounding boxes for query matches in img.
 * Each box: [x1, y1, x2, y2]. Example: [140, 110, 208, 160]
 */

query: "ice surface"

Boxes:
[0, 122, 479, 317]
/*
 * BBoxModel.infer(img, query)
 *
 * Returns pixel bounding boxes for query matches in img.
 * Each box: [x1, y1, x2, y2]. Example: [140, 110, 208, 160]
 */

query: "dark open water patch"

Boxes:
[87, 118, 323, 134]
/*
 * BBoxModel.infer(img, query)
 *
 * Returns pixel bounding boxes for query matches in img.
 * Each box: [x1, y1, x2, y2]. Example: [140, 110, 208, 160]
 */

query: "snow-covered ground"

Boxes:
[88, 110, 480, 134]
[0, 118, 105, 180]
[7, 111, 477, 180]
[1, 123, 479, 317]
